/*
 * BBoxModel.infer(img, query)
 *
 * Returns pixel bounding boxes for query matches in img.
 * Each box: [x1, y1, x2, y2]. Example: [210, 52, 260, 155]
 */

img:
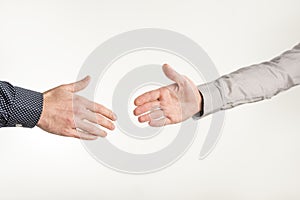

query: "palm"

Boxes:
[134, 64, 201, 127]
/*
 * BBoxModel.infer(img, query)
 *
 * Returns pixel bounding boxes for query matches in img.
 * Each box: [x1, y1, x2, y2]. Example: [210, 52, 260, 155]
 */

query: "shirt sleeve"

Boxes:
[193, 43, 300, 119]
[0, 81, 43, 128]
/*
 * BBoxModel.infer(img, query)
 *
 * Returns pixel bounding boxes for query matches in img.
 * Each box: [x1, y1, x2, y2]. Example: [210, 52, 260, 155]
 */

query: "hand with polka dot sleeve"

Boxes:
[0, 76, 117, 140]
[0, 81, 43, 128]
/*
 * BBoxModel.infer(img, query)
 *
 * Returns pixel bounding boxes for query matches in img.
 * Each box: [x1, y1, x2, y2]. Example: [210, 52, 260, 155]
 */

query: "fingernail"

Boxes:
[135, 100, 140, 106]
[111, 124, 115, 130]
[133, 109, 137, 116]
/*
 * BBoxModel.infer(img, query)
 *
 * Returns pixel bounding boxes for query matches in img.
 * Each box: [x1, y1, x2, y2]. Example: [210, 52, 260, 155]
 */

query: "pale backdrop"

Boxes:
[0, 0, 300, 199]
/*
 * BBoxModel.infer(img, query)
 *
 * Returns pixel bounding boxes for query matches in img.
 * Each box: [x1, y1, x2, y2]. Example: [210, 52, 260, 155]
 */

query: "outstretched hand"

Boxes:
[37, 76, 117, 140]
[133, 64, 202, 127]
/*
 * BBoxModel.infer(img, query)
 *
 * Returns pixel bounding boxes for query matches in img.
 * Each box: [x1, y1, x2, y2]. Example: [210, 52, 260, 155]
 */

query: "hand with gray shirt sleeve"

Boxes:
[134, 43, 300, 126]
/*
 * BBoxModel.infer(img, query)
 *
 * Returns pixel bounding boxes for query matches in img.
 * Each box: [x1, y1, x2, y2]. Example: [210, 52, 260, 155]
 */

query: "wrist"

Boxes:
[37, 93, 46, 128]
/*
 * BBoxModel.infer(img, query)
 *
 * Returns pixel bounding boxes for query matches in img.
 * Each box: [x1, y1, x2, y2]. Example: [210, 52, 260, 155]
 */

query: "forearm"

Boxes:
[0, 81, 43, 128]
[194, 43, 300, 118]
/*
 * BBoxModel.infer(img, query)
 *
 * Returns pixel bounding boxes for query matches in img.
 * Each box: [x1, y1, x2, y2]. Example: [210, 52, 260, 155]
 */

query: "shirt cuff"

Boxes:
[192, 81, 224, 119]
[6, 87, 43, 128]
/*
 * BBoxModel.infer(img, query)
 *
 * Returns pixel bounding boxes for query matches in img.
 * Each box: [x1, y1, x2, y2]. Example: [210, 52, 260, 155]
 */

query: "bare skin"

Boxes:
[134, 64, 202, 127]
[37, 76, 117, 140]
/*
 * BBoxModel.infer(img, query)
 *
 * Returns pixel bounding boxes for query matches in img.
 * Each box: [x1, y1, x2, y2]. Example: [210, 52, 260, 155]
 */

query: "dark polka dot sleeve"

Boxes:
[0, 81, 43, 128]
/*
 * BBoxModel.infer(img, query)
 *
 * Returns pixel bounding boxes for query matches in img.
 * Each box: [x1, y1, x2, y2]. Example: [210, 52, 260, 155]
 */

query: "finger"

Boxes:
[137, 108, 164, 122]
[134, 89, 160, 106]
[149, 118, 170, 127]
[85, 100, 117, 121]
[64, 76, 91, 93]
[68, 129, 98, 140]
[149, 109, 165, 120]
[162, 64, 185, 86]
[84, 110, 115, 131]
[138, 113, 151, 123]
[133, 100, 160, 116]
[76, 120, 107, 137]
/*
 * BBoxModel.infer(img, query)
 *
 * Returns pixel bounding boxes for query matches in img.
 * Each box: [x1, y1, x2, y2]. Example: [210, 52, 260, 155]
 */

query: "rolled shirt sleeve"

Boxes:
[0, 81, 43, 128]
[193, 43, 300, 119]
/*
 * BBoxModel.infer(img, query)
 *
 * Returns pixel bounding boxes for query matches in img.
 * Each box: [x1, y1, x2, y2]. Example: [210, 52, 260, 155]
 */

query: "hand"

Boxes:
[37, 76, 117, 140]
[133, 64, 202, 127]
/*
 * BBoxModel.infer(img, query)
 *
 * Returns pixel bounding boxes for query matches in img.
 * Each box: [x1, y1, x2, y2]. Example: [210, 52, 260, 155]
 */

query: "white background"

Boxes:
[0, 0, 300, 199]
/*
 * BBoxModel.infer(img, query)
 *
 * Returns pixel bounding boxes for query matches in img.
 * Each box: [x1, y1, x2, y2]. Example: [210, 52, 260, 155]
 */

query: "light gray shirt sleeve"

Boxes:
[193, 43, 300, 119]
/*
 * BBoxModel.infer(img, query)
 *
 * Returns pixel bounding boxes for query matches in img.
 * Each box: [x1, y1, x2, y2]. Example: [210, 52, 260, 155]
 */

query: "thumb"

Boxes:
[162, 64, 185, 85]
[64, 76, 91, 93]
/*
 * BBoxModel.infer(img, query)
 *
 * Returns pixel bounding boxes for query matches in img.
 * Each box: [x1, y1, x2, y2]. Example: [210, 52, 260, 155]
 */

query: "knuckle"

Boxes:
[159, 88, 166, 94]
[160, 88, 169, 97]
